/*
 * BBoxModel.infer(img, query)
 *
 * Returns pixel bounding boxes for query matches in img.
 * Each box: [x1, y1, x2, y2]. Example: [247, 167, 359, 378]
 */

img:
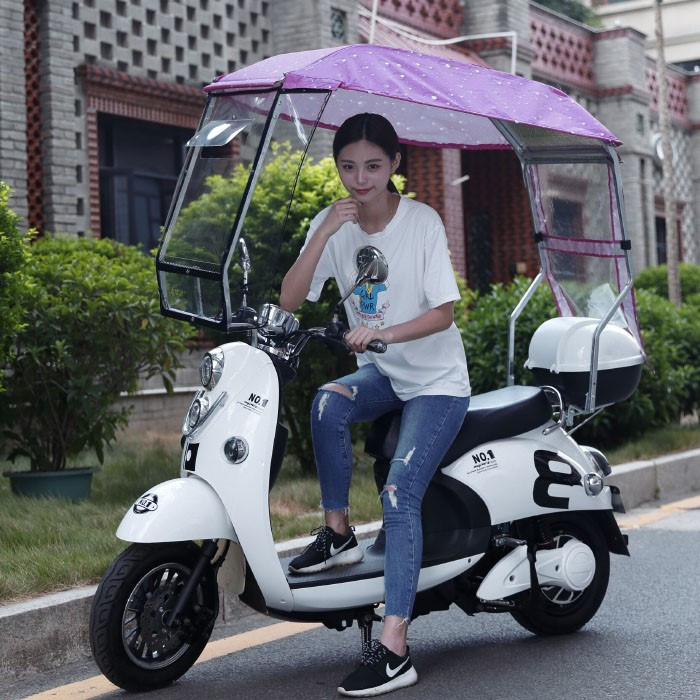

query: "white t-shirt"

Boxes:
[302, 196, 471, 400]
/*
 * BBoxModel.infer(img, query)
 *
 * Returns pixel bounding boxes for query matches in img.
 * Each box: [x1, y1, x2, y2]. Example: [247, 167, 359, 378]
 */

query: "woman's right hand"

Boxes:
[281, 198, 359, 312]
[318, 198, 360, 237]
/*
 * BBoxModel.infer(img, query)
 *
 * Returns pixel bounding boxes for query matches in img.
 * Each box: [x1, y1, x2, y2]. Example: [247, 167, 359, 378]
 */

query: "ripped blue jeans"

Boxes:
[311, 363, 470, 620]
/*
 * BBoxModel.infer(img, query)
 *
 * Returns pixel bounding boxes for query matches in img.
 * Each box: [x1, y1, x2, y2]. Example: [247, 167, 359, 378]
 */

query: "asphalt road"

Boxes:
[6, 498, 700, 700]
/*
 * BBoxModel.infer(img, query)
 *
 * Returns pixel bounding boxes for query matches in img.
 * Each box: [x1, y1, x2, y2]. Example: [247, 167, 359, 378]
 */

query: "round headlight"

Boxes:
[187, 400, 202, 430]
[199, 348, 225, 390]
[200, 355, 213, 388]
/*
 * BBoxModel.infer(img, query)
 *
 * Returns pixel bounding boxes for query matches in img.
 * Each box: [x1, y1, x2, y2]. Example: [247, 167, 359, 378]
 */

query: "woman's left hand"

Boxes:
[344, 326, 386, 354]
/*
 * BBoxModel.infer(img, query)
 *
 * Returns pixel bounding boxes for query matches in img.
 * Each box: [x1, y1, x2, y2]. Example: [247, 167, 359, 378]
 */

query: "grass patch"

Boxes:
[1, 422, 699, 604]
[606, 421, 700, 466]
[0, 441, 182, 603]
[0, 439, 381, 603]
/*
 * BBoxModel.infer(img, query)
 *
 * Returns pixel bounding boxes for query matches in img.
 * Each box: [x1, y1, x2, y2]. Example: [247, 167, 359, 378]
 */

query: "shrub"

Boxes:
[0, 236, 190, 471]
[200, 143, 408, 471]
[0, 183, 29, 390]
[455, 278, 700, 449]
[558, 288, 700, 446]
[634, 263, 700, 303]
[455, 276, 557, 394]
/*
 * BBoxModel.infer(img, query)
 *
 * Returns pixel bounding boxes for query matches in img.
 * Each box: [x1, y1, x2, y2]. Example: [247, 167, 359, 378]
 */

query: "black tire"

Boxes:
[510, 513, 610, 635]
[89, 542, 219, 692]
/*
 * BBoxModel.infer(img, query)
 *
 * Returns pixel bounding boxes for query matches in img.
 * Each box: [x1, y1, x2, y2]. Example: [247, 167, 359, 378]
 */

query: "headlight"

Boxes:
[183, 394, 209, 435]
[182, 391, 226, 438]
[199, 348, 224, 390]
[200, 355, 213, 388]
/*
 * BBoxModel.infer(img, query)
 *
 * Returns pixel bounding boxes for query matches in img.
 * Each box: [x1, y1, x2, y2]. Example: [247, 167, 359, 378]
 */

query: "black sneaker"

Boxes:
[338, 640, 417, 697]
[288, 526, 364, 574]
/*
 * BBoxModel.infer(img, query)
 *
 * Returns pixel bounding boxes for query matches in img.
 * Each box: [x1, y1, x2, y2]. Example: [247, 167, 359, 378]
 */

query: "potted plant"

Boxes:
[0, 234, 189, 500]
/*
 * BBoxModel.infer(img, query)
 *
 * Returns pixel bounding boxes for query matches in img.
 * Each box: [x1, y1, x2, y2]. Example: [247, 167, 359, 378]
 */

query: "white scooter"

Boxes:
[89, 44, 644, 692]
[89, 243, 637, 691]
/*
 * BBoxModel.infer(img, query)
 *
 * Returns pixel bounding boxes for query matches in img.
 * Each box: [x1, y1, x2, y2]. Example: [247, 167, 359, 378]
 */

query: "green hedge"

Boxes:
[455, 278, 700, 448]
[575, 288, 700, 445]
[634, 263, 700, 305]
[0, 236, 190, 471]
[454, 276, 557, 394]
[200, 144, 409, 472]
[0, 183, 29, 390]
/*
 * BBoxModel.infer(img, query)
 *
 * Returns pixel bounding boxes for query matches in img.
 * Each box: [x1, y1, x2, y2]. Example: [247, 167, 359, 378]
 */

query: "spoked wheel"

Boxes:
[89, 542, 219, 691]
[511, 513, 610, 635]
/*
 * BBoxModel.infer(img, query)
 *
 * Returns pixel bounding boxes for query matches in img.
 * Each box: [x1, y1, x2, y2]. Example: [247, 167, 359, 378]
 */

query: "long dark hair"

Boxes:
[332, 113, 400, 193]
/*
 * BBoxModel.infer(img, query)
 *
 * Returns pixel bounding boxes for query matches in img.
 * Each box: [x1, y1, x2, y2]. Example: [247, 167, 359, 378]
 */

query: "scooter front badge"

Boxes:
[133, 493, 159, 514]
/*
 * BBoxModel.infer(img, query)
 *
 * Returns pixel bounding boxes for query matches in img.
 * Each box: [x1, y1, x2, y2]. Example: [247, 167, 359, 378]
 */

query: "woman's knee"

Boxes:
[320, 382, 356, 400]
[312, 383, 356, 423]
[380, 451, 426, 515]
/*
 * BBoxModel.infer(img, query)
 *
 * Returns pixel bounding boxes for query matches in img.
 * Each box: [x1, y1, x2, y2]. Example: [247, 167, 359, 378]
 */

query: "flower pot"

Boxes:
[2, 467, 99, 501]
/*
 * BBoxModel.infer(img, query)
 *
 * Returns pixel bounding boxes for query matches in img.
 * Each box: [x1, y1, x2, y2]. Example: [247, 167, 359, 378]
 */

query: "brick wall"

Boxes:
[0, 2, 29, 222]
[405, 145, 466, 278]
[461, 149, 536, 286]
[360, 0, 463, 39]
[462, 0, 532, 76]
[40, 2, 80, 235]
[2, 0, 274, 237]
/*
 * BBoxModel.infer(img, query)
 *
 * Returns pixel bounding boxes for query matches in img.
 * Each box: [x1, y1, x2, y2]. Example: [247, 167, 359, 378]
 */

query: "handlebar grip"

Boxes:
[367, 339, 387, 354]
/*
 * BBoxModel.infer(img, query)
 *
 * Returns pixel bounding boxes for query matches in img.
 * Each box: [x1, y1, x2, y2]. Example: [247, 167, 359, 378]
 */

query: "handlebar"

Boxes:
[322, 321, 387, 354]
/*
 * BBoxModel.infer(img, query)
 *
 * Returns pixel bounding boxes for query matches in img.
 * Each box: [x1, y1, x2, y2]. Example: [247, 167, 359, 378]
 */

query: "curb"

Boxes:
[1, 450, 698, 686]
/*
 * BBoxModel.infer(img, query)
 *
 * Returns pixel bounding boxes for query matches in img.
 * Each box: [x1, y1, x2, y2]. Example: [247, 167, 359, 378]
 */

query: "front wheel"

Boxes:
[510, 513, 610, 635]
[89, 542, 219, 692]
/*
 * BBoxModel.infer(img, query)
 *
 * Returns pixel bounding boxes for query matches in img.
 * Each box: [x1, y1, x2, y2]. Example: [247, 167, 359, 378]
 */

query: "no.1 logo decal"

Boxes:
[133, 493, 158, 514]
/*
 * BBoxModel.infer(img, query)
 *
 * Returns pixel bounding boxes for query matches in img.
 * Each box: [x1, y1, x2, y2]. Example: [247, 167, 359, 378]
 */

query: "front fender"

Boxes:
[116, 477, 236, 543]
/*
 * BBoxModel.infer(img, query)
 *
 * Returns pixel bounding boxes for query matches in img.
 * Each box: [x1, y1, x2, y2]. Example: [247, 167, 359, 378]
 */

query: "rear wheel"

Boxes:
[510, 513, 610, 635]
[89, 542, 219, 691]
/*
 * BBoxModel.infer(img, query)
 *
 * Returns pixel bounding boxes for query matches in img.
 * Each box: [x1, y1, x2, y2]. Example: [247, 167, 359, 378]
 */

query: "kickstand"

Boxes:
[357, 609, 381, 653]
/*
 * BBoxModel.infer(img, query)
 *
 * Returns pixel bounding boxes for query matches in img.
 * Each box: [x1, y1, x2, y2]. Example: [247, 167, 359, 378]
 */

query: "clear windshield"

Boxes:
[157, 90, 329, 328]
[525, 159, 639, 341]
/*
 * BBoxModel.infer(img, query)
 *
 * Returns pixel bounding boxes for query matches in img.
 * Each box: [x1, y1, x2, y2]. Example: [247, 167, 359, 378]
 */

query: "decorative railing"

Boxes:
[359, 0, 463, 40]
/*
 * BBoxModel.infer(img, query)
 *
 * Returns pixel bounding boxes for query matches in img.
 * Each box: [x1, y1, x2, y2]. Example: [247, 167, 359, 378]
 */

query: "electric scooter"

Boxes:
[89, 43, 644, 692]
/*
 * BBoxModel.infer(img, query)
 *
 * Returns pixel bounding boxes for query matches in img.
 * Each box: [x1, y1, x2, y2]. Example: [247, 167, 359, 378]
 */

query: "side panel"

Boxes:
[441, 426, 613, 524]
[117, 477, 236, 542]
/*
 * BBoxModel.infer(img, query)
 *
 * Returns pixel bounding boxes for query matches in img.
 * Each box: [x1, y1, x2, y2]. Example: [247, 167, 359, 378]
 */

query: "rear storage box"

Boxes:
[525, 317, 643, 410]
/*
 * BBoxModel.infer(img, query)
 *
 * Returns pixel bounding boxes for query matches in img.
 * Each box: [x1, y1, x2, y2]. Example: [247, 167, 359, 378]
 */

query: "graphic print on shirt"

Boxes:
[349, 266, 390, 326]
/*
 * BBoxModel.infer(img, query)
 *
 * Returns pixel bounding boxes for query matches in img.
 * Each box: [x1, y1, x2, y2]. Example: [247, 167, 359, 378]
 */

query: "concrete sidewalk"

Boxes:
[1, 448, 699, 687]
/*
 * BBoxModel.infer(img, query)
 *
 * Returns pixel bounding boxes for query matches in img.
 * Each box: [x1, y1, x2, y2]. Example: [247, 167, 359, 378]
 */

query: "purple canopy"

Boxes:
[205, 44, 620, 149]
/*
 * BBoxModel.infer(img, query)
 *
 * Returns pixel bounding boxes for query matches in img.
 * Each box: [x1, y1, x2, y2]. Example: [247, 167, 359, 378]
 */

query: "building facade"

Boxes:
[1, 0, 699, 287]
[586, 0, 700, 70]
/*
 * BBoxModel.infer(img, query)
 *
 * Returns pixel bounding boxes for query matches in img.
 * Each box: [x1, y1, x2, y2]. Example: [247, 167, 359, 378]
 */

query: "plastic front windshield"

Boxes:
[525, 158, 642, 348]
[157, 90, 329, 329]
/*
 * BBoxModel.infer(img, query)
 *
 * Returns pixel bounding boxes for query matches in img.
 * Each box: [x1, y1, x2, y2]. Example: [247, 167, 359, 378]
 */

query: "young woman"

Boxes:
[280, 113, 470, 697]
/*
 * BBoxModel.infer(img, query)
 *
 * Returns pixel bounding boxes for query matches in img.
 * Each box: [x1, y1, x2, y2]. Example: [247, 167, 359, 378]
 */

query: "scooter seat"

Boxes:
[364, 385, 552, 467]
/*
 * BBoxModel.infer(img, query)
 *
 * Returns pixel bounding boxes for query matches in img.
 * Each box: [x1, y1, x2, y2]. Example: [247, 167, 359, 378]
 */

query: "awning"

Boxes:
[358, 11, 489, 68]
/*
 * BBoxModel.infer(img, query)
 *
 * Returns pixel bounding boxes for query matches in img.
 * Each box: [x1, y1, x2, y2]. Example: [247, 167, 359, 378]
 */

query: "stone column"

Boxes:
[593, 27, 653, 273]
[270, 0, 359, 160]
[461, 0, 533, 77]
[687, 74, 700, 265]
[0, 2, 28, 223]
[39, 1, 78, 235]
